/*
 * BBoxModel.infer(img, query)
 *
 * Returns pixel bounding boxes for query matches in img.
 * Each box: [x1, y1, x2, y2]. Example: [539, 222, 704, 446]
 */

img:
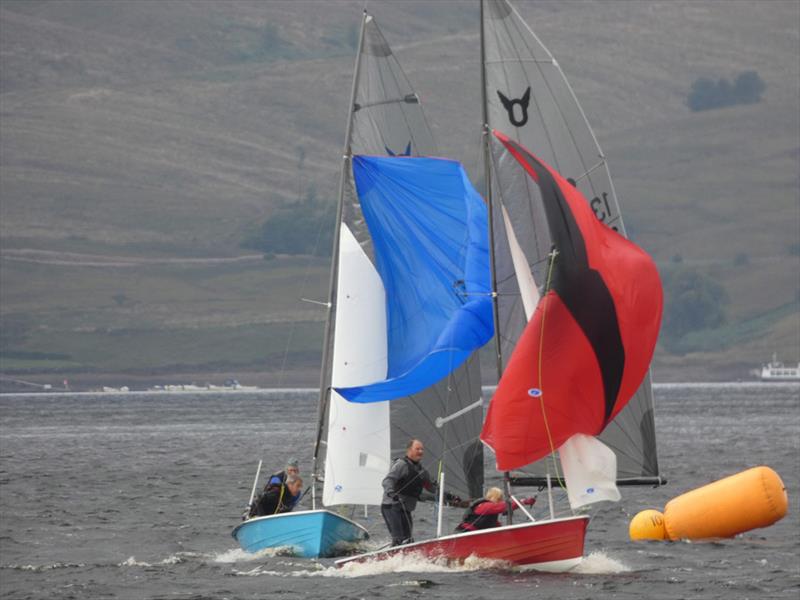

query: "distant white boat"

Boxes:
[162, 384, 207, 392]
[150, 379, 260, 392]
[760, 354, 800, 381]
[207, 379, 260, 392]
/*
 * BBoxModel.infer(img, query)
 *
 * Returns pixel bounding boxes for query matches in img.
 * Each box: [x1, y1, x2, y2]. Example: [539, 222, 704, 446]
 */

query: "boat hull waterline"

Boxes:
[232, 509, 369, 558]
[335, 515, 589, 571]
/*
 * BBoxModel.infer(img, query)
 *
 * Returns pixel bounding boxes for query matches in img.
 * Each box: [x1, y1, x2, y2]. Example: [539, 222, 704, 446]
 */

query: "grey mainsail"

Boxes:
[314, 12, 484, 507]
[481, 0, 661, 484]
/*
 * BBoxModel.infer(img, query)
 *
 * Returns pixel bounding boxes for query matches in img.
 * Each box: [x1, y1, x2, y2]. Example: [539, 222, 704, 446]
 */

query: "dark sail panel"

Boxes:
[318, 12, 485, 504]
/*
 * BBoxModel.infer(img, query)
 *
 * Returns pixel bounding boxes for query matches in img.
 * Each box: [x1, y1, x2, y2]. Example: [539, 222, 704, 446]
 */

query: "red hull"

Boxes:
[335, 515, 588, 570]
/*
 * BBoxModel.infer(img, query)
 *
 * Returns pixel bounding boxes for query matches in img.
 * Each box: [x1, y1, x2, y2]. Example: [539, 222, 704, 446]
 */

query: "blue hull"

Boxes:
[231, 509, 368, 558]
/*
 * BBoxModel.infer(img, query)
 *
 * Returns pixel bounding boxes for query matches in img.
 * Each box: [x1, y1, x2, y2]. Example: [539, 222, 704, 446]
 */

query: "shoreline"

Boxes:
[0, 360, 792, 394]
[2, 380, 797, 396]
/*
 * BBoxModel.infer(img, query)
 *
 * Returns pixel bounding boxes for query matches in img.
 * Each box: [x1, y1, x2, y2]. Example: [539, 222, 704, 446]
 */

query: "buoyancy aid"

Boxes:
[252, 483, 291, 516]
[265, 470, 287, 489]
[396, 457, 425, 500]
[456, 499, 501, 531]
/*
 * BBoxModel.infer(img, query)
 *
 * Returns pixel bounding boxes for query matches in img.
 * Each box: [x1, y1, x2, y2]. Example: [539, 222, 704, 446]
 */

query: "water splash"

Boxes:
[225, 551, 510, 579]
[119, 552, 202, 568]
[322, 552, 510, 578]
[573, 551, 630, 574]
[213, 546, 298, 563]
[3, 562, 85, 572]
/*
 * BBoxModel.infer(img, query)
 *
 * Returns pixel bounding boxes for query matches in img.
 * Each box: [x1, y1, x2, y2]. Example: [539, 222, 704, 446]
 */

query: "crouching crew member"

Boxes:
[251, 475, 304, 517]
[455, 487, 536, 532]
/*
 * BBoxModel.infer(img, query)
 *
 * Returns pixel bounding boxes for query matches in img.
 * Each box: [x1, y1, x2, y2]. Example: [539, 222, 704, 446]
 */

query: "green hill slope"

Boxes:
[1, 0, 798, 388]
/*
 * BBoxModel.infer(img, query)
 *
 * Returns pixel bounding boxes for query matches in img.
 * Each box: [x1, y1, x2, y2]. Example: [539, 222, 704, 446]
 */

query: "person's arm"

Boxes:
[473, 497, 535, 516]
[472, 501, 508, 516]
[382, 461, 404, 499]
[507, 497, 536, 513]
[417, 467, 439, 501]
[421, 468, 437, 492]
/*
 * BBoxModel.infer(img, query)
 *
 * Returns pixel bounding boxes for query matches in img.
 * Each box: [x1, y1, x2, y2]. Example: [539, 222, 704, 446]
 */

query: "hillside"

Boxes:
[1, 0, 798, 389]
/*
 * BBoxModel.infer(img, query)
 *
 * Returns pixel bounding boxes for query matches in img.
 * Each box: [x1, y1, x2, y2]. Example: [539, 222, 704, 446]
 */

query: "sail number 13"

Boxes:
[590, 192, 619, 232]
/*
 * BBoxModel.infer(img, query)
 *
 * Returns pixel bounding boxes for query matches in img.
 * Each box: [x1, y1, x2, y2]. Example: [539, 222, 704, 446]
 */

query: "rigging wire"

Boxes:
[275, 176, 337, 389]
[536, 246, 566, 493]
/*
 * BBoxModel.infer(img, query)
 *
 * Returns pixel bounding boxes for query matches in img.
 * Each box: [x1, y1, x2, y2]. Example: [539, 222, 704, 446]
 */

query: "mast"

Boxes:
[481, 0, 514, 524]
[481, 0, 504, 383]
[311, 10, 368, 510]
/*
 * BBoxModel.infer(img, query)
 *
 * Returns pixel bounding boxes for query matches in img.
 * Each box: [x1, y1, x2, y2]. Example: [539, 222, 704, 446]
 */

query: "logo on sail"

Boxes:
[385, 142, 412, 157]
[497, 87, 531, 127]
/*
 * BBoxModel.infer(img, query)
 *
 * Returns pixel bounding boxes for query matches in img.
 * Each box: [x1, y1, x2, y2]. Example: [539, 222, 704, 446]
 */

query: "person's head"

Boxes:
[406, 439, 424, 462]
[485, 487, 504, 503]
[285, 457, 299, 477]
[285, 475, 303, 496]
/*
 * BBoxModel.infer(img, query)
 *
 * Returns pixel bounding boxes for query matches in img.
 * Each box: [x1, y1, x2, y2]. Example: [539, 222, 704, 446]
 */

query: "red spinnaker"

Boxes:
[480, 131, 663, 472]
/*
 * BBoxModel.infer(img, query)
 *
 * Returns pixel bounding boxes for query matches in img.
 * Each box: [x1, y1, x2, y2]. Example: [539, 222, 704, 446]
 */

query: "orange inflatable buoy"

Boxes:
[629, 509, 666, 540]
[663, 466, 788, 540]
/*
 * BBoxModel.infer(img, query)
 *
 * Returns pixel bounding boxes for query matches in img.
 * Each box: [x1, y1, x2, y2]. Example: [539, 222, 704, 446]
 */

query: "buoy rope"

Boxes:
[537, 248, 566, 492]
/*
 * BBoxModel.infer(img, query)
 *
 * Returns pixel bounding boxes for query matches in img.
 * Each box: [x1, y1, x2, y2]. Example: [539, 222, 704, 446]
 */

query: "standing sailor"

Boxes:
[381, 439, 437, 546]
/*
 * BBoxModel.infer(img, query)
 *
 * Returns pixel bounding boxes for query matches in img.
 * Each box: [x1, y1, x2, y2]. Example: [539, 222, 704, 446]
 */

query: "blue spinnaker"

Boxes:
[336, 155, 494, 403]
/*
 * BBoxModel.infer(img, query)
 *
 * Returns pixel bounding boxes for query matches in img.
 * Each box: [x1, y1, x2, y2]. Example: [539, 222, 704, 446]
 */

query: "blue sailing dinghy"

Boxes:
[231, 509, 368, 558]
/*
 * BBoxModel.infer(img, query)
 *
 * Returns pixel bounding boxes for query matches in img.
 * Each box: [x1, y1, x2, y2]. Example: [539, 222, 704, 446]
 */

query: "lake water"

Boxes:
[1, 383, 798, 599]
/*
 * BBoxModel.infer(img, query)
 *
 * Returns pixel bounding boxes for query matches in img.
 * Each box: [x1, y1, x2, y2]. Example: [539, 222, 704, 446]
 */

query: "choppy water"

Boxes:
[1, 383, 798, 599]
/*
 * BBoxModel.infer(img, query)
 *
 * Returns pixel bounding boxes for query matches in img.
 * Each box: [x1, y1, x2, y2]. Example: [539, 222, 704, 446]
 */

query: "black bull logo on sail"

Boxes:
[497, 87, 531, 127]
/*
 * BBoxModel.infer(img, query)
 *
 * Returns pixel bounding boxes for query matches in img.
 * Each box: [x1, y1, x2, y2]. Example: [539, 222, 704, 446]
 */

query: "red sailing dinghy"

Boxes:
[337, 0, 662, 572]
[336, 133, 661, 570]
[336, 516, 589, 571]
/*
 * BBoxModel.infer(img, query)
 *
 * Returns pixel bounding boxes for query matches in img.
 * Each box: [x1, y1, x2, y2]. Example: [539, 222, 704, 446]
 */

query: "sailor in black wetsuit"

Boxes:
[381, 439, 437, 546]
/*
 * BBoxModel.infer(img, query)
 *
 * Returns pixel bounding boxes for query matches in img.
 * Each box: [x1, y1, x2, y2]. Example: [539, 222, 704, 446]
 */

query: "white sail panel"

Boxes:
[559, 434, 621, 509]
[501, 203, 539, 319]
[323, 224, 390, 506]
